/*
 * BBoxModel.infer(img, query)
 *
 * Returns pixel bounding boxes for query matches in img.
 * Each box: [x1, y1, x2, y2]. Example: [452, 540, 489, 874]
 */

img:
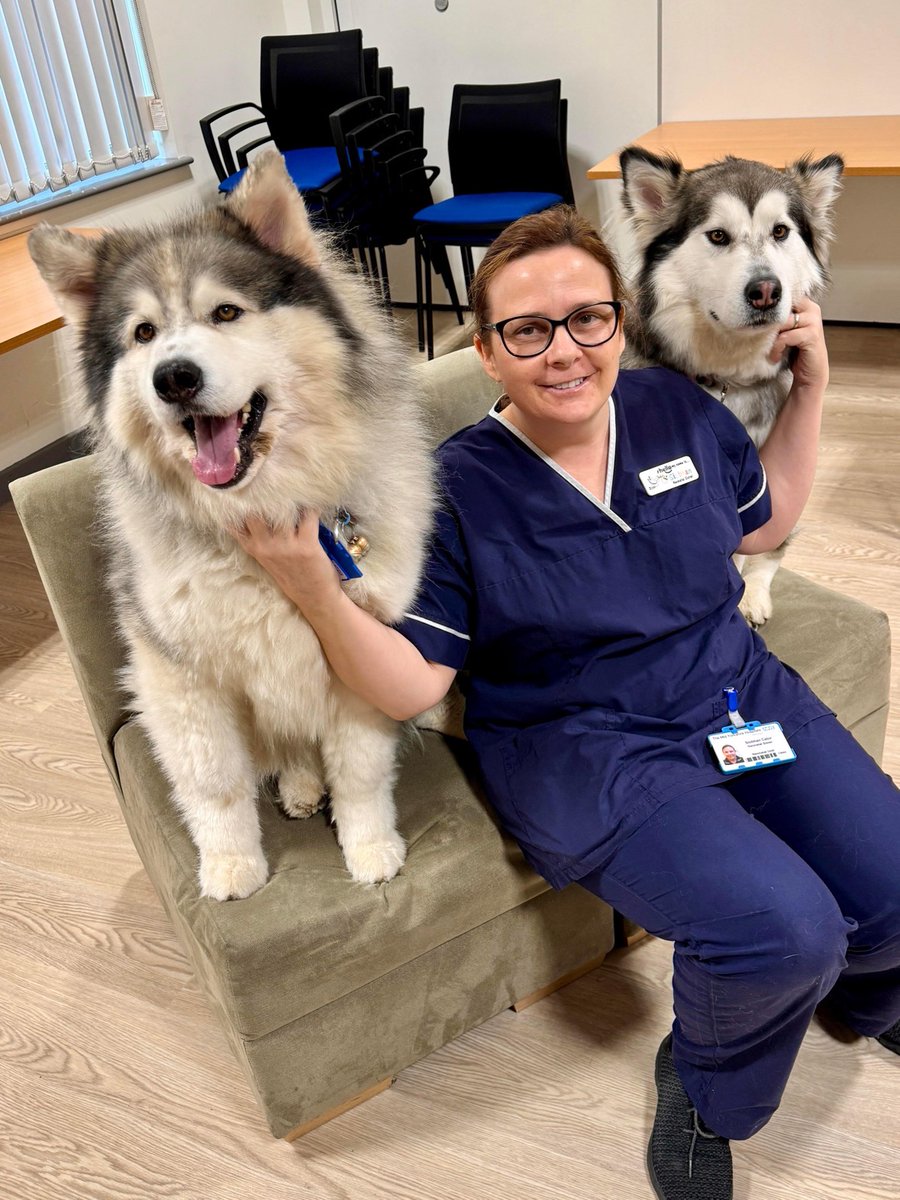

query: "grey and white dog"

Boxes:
[619, 146, 843, 625]
[29, 151, 435, 900]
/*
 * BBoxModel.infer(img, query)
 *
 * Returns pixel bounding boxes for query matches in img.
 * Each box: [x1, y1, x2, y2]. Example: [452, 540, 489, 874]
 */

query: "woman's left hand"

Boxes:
[768, 296, 829, 395]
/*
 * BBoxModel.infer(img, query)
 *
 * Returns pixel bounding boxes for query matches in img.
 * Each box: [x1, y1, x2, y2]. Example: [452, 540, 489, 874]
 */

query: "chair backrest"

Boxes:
[448, 80, 574, 203]
[391, 86, 410, 128]
[199, 102, 267, 182]
[363, 45, 379, 96]
[260, 31, 366, 150]
[329, 95, 387, 179]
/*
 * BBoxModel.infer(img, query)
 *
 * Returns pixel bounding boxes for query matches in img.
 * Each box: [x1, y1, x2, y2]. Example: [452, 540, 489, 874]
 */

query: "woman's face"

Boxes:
[474, 245, 625, 439]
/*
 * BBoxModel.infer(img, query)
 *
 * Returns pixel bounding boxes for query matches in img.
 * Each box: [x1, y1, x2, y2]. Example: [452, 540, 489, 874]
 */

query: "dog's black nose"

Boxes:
[153, 360, 204, 404]
[745, 276, 782, 311]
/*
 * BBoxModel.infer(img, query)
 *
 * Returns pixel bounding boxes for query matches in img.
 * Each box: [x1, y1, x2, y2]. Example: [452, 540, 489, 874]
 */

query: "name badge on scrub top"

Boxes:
[639, 455, 699, 495]
[708, 687, 796, 774]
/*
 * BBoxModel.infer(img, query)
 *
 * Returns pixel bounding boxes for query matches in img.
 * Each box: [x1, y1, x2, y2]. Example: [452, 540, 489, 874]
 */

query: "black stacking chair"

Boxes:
[326, 96, 463, 315]
[199, 30, 368, 206]
[415, 80, 574, 357]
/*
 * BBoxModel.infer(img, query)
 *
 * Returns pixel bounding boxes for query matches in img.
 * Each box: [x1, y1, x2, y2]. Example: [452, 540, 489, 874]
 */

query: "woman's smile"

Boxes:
[545, 374, 591, 392]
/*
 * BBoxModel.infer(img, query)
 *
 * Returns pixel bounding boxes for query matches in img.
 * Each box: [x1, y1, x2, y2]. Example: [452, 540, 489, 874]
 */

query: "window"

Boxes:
[0, 0, 161, 208]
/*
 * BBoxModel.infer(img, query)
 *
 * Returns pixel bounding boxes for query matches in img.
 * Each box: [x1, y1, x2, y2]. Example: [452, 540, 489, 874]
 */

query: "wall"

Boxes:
[661, 0, 900, 321]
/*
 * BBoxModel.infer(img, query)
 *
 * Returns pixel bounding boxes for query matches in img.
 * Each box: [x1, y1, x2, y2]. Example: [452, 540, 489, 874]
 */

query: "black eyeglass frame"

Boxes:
[483, 300, 625, 358]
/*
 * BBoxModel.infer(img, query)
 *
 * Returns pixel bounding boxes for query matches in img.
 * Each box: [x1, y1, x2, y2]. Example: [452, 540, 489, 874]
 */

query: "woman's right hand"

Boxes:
[232, 509, 342, 617]
[232, 508, 455, 722]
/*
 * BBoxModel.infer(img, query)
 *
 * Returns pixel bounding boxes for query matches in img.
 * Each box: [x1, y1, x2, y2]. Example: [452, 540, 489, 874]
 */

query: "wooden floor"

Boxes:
[1, 324, 898, 1199]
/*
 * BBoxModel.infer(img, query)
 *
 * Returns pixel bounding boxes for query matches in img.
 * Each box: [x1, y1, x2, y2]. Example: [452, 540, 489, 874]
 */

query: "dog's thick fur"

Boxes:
[29, 152, 434, 900]
[619, 147, 843, 624]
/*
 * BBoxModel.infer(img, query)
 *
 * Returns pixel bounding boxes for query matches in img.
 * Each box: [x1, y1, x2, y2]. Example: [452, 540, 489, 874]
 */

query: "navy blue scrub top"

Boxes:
[397, 367, 831, 888]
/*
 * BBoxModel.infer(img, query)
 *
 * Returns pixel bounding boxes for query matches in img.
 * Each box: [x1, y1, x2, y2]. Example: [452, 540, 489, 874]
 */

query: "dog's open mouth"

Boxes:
[182, 391, 267, 488]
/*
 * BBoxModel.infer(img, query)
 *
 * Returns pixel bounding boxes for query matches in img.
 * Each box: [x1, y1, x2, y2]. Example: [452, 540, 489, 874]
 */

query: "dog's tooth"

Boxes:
[242, 403, 252, 414]
[233, 447, 241, 463]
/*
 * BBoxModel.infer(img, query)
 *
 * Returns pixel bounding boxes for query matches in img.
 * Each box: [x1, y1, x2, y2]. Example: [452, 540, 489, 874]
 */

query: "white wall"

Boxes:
[661, 0, 900, 321]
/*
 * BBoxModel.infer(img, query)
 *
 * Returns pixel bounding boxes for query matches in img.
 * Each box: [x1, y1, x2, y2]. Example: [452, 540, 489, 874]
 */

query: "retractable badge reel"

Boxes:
[317, 510, 368, 582]
[707, 687, 797, 774]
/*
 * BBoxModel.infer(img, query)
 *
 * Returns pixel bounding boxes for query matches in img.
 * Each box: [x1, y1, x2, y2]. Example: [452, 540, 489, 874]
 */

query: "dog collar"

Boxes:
[695, 374, 731, 403]
[695, 360, 792, 404]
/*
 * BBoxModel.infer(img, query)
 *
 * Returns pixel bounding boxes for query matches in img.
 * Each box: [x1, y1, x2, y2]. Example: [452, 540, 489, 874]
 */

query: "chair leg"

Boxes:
[424, 239, 435, 360]
[377, 245, 392, 309]
[432, 246, 465, 325]
[461, 246, 475, 305]
[366, 243, 380, 284]
[414, 238, 425, 353]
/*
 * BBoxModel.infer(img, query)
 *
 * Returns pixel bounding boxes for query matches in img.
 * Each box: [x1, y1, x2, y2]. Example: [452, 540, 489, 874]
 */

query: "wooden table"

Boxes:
[588, 114, 900, 179]
[0, 230, 67, 353]
[0, 227, 103, 355]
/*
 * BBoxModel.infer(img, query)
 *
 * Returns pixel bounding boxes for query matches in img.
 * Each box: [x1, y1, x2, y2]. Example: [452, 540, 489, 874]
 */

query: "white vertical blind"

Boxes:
[0, 0, 157, 205]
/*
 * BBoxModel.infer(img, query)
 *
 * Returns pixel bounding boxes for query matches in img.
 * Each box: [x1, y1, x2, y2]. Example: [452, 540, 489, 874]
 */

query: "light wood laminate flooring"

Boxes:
[0, 324, 898, 1199]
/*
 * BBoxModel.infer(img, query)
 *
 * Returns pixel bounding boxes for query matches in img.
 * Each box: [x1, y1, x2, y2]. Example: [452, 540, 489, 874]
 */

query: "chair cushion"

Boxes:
[414, 191, 565, 226]
[112, 721, 550, 1042]
[218, 146, 342, 194]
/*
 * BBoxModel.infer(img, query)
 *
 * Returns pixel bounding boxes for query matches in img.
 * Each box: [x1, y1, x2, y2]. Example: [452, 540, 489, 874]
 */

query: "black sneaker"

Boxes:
[647, 1034, 733, 1200]
[876, 1018, 900, 1054]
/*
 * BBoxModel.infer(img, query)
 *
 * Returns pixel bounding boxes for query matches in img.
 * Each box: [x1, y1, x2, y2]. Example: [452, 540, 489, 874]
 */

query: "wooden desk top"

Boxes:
[0, 227, 103, 354]
[588, 114, 900, 179]
[1, 230, 67, 353]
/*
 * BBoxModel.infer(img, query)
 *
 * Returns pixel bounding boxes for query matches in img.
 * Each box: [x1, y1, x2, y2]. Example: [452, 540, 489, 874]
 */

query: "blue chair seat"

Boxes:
[218, 146, 343, 194]
[414, 191, 564, 226]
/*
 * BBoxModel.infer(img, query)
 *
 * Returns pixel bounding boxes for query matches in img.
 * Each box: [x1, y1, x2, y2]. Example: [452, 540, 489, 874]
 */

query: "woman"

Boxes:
[235, 208, 900, 1200]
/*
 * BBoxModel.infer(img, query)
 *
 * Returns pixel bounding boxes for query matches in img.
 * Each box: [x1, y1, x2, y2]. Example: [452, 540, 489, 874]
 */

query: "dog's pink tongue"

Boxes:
[191, 413, 241, 485]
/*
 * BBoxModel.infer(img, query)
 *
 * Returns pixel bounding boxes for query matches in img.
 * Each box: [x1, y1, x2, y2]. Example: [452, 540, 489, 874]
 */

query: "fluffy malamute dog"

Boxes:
[619, 147, 843, 625]
[29, 151, 434, 900]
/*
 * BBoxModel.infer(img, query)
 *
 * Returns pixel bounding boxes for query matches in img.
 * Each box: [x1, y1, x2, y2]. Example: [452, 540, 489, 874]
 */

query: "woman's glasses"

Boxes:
[484, 301, 624, 358]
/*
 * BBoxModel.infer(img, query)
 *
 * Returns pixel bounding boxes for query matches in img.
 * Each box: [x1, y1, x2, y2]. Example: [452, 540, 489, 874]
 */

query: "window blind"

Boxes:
[0, 0, 158, 206]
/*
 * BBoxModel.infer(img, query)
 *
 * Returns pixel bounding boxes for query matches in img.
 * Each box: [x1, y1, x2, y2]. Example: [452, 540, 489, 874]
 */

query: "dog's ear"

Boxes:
[786, 153, 844, 218]
[619, 147, 684, 220]
[228, 149, 320, 266]
[28, 226, 102, 326]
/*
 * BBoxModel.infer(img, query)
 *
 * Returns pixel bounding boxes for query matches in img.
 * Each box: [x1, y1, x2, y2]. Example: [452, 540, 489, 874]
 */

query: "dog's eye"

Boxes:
[213, 304, 243, 323]
[772, 224, 790, 241]
[706, 229, 730, 246]
[135, 323, 156, 343]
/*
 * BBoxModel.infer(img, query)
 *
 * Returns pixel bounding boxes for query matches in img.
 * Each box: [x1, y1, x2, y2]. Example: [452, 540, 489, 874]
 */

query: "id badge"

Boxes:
[708, 722, 796, 774]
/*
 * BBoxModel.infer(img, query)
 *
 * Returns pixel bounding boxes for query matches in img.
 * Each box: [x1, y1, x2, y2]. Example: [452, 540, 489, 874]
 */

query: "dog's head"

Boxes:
[29, 152, 378, 517]
[619, 146, 843, 374]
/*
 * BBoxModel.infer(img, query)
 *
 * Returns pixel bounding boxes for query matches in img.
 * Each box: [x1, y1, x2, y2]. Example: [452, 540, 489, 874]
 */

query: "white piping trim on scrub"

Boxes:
[403, 613, 470, 641]
[737, 464, 768, 515]
[488, 401, 632, 533]
[604, 396, 617, 508]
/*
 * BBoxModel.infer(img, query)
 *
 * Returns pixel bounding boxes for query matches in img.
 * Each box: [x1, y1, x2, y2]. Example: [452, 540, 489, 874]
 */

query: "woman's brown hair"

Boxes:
[469, 205, 628, 334]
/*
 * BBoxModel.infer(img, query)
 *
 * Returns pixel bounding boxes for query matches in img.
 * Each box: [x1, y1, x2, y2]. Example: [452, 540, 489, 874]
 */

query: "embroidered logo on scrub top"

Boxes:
[639, 455, 700, 496]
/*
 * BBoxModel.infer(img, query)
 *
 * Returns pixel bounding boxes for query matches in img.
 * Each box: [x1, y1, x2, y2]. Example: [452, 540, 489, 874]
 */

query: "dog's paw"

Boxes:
[342, 834, 406, 885]
[278, 775, 327, 820]
[200, 852, 269, 900]
[739, 584, 774, 629]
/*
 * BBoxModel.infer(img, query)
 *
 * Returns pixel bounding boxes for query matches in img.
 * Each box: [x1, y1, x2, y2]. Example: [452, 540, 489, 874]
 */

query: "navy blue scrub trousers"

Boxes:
[577, 714, 900, 1141]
